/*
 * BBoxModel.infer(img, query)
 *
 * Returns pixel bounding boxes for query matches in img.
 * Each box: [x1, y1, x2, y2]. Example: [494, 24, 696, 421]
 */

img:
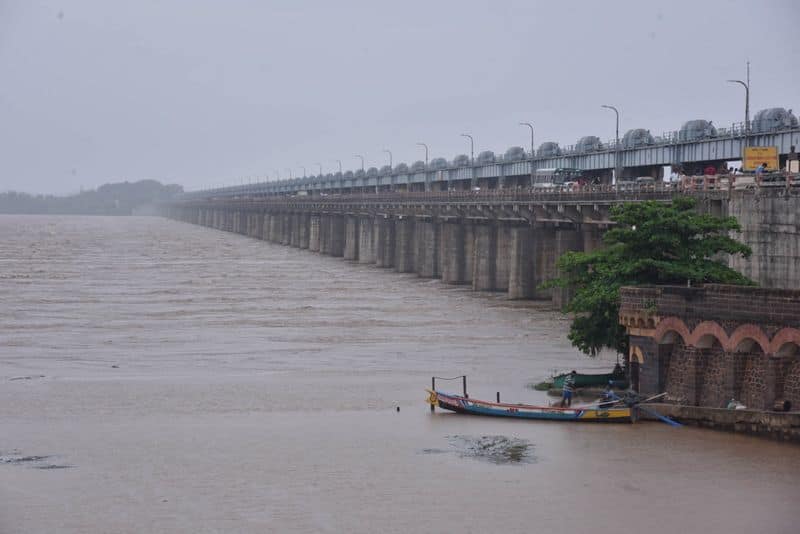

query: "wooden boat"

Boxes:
[551, 370, 625, 389]
[427, 389, 632, 423]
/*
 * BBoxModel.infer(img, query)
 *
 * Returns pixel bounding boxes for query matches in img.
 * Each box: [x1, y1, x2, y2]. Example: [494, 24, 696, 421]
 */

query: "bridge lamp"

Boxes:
[460, 133, 474, 165]
[354, 155, 365, 172]
[601, 105, 621, 183]
[726, 78, 750, 146]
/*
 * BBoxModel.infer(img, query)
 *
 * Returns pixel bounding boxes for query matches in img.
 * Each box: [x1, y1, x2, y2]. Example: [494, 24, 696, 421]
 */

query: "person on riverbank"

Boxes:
[561, 370, 576, 408]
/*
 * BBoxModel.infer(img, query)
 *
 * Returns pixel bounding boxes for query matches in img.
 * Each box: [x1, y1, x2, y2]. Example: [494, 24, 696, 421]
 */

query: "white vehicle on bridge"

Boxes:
[532, 168, 582, 189]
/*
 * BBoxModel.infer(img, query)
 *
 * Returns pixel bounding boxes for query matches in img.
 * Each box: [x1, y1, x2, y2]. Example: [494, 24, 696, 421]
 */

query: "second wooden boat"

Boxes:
[427, 389, 632, 423]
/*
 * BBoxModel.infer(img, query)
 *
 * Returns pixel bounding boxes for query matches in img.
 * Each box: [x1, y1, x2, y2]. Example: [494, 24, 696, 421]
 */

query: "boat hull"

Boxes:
[432, 391, 631, 423]
[552, 372, 623, 389]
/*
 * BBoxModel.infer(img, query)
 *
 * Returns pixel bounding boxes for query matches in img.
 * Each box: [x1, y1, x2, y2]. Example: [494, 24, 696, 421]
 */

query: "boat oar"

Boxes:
[608, 392, 682, 428]
[636, 404, 682, 427]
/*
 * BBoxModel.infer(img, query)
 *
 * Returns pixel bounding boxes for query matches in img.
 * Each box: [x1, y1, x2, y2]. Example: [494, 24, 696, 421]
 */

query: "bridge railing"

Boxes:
[189, 182, 742, 207]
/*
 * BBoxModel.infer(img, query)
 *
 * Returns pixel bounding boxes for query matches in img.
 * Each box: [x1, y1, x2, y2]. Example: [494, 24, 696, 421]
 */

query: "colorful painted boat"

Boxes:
[427, 390, 632, 423]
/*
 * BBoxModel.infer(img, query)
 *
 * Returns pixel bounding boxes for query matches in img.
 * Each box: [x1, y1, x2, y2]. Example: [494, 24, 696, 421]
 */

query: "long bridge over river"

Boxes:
[182, 124, 800, 198]
[165, 185, 800, 303]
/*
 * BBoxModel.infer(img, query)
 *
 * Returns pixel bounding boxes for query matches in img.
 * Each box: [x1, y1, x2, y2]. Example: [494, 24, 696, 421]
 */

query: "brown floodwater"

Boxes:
[1, 215, 798, 534]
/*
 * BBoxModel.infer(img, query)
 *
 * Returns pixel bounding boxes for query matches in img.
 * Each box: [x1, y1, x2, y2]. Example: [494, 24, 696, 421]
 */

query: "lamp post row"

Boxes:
[232, 67, 751, 189]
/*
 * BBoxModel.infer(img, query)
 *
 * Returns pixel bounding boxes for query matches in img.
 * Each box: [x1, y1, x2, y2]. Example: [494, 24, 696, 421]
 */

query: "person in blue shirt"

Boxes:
[755, 162, 767, 183]
[561, 370, 576, 407]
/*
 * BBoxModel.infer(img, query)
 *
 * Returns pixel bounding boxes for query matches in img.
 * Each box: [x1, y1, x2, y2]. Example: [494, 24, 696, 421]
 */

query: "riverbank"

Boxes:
[642, 403, 800, 443]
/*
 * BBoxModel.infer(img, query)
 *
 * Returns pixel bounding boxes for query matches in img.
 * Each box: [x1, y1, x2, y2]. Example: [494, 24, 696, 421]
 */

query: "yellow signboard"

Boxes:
[743, 146, 779, 171]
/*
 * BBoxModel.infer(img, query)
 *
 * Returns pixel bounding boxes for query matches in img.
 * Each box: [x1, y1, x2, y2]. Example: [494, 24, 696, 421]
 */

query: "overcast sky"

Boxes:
[1, 0, 798, 194]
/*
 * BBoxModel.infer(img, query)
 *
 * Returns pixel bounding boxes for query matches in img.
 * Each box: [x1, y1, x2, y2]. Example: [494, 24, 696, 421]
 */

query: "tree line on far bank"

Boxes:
[0, 180, 183, 215]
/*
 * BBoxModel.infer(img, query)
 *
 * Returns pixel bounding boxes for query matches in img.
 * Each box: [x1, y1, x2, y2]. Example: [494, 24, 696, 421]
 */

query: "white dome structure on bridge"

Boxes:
[752, 108, 798, 133]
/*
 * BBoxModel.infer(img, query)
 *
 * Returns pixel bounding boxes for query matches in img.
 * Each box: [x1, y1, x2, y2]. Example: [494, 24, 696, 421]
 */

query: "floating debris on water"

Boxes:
[447, 435, 535, 465]
[33, 464, 74, 470]
[1, 455, 50, 464]
[1, 451, 73, 469]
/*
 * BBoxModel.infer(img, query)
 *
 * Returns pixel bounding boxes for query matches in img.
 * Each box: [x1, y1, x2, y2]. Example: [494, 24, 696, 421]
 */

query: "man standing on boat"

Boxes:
[561, 371, 576, 407]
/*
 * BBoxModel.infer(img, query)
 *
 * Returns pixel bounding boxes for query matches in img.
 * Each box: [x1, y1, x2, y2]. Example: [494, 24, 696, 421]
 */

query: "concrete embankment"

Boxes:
[642, 403, 800, 443]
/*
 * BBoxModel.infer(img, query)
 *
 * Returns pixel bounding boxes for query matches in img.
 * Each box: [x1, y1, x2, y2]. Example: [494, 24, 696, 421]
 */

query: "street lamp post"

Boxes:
[298, 166, 306, 178]
[727, 68, 750, 147]
[460, 133, 474, 164]
[285, 168, 293, 180]
[416, 142, 430, 191]
[383, 149, 392, 169]
[461, 133, 475, 189]
[601, 105, 621, 183]
[354, 154, 364, 172]
[519, 122, 534, 187]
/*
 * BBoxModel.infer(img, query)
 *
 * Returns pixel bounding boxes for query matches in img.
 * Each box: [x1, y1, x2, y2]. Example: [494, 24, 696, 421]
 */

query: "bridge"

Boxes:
[165, 184, 800, 304]
[182, 125, 800, 199]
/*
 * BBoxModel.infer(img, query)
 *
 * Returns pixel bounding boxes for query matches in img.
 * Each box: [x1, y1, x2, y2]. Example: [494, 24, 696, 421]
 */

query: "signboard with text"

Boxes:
[743, 146, 779, 171]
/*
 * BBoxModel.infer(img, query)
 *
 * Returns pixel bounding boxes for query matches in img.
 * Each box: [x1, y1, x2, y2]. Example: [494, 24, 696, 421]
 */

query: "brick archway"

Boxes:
[654, 317, 690, 346]
[688, 321, 729, 349]
[769, 327, 800, 356]
[728, 324, 771, 354]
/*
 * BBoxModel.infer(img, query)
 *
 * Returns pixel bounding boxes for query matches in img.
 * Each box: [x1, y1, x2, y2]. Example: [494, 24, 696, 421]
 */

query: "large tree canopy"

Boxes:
[549, 196, 753, 356]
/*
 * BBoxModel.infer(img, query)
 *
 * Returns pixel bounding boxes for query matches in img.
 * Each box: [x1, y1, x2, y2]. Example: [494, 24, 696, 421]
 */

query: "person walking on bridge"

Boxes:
[561, 370, 576, 408]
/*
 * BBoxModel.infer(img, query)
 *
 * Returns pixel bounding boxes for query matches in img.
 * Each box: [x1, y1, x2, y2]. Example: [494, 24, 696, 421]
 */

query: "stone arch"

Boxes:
[630, 345, 645, 363]
[728, 324, 771, 355]
[689, 321, 729, 349]
[769, 328, 800, 357]
[654, 317, 691, 346]
[738, 341, 769, 410]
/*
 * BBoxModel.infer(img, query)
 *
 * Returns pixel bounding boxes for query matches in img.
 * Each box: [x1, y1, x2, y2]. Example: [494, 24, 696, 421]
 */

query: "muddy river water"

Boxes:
[1, 215, 798, 533]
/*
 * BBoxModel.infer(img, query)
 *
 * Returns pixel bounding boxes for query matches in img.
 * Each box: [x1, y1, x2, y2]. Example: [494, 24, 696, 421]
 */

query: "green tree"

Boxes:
[549, 197, 753, 356]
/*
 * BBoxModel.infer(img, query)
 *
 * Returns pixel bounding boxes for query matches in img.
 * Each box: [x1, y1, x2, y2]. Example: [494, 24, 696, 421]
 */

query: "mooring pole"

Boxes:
[462, 375, 468, 398]
[431, 377, 435, 412]
[497, 392, 500, 403]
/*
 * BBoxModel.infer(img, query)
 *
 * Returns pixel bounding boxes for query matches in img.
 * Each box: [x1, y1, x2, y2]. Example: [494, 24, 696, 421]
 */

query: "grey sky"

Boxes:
[1, 0, 798, 195]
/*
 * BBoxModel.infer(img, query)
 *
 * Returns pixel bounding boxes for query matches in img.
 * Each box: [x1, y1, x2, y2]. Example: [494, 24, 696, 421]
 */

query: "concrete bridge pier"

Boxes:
[508, 226, 536, 299]
[374, 217, 395, 268]
[298, 213, 310, 249]
[533, 226, 556, 300]
[260, 213, 270, 241]
[441, 222, 467, 284]
[552, 227, 583, 309]
[358, 217, 375, 264]
[319, 215, 332, 254]
[309, 215, 321, 252]
[330, 215, 345, 257]
[394, 217, 415, 273]
[415, 219, 440, 278]
[344, 215, 360, 261]
[280, 213, 291, 245]
[472, 224, 497, 291]
[268, 214, 280, 243]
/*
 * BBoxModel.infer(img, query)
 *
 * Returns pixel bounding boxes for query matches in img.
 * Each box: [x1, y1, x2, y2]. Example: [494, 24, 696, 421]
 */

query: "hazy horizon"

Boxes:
[2, 0, 798, 195]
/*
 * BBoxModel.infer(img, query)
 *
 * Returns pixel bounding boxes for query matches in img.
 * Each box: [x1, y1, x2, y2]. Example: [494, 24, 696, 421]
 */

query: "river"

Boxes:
[1, 215, 797, 533]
